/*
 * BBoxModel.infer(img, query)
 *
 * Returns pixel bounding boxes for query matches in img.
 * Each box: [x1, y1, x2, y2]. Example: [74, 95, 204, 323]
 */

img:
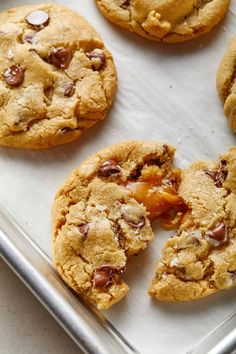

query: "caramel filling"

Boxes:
[126, 169, 188, 228]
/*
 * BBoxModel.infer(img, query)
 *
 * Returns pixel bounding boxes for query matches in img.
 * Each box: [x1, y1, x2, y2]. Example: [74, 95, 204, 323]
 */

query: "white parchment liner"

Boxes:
[0, 1, 236, 353]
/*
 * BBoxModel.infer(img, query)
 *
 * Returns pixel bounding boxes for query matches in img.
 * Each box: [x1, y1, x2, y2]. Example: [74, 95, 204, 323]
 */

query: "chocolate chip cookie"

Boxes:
[149, 147, 236, 302]
[96, 0, 230, 43]
[0, 4, 117, 149]
[52, 140, 185, 309]
[217, 37, 236, 132]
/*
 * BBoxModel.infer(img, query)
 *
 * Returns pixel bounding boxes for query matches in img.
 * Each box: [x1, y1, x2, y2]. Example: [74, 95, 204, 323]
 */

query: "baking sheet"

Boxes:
[0, 1, 236, 353]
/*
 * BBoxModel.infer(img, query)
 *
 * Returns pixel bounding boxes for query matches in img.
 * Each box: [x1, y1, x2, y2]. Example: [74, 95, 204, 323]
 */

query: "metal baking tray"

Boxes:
[1, 1, 236, 353]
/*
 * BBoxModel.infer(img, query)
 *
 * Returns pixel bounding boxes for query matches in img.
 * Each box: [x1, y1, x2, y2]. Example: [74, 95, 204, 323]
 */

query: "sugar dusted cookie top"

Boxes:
[0, 4, 117, 149]
[52, 140, 182, 310]
[96, 0, 230, 43]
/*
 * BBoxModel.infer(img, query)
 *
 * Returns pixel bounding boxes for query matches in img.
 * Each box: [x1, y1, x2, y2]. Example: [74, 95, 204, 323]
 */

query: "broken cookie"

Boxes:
[53, 142, 236, 308]
[149, 147, 236, 302]
[52, 140, 186, 309]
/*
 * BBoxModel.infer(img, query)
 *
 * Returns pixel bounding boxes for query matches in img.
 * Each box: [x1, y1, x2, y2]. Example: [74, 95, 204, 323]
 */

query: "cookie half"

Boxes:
[0, 4, 117, 149]
[217, 37, 236, 132]
[52, 141, 186, 309]
[96, 0, 230, 43]
[149, 148, 236, 302]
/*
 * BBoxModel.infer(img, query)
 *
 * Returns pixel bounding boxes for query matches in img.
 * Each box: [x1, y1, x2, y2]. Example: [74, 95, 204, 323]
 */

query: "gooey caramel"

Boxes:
[126, 169, 188, 228]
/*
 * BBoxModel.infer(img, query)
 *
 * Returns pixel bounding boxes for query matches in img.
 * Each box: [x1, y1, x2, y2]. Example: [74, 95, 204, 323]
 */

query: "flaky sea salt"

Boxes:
[96, 204, 107, 212]
[170, 258, 179, 267]
[7, 49, 13, 59]
[162, 272, 168, 280]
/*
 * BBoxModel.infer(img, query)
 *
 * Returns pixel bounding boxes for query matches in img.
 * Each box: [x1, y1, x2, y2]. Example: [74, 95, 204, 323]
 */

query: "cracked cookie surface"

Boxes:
[96, 0, 230, 43]
[52, 140, 179, 309]
[0, 4, 117, 149]
[217, 37, 236, 133]
[149, 147, 236, 302]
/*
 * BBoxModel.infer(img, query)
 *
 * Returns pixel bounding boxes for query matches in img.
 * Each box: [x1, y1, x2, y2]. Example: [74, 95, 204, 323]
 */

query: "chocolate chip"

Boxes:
[120, 0, 130, 9]
[205, 161, 228, 188]
[125, 216, 145, 229]
[49, 48, 72, 69]
[205, 222, 229, 247]
[26, 10, 49, 28]
[99, 160, 121, 177]
[86, 49, 106, 71]
[146, 158, 161, 166]
[92, 266, 113, 288]
[78, 222, 90, 239]
[4, 65, 24, 87]
[92, 265, 125, 288]
[174, 267, 186, 281]
[63, 82, 75, 97]
[129, 168, 142, 181]
[205, 170, 218, 182]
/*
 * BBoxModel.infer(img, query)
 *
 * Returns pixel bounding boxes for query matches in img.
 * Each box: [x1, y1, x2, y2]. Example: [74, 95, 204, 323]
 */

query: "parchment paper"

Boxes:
[0, 1, 236, 353]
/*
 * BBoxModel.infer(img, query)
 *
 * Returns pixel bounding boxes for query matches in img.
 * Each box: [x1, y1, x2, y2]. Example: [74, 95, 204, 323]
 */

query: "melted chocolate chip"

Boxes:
[78, 222, 90, 239]
[26, 10, 49, 28]
[92, 266, 113, 288]
[92, 265, 125, 288]
[63, 82, 75, 97]
[99, 160, 121, 177]
[4, 65, 24, 87]
[49, 48, 72, 69]
[86, 49, 106, 71]
[125, 216, 145, 229]
[205, 161, 228, 188]
[129, 168, 142, 181]
[146, 158, 161, 166]
[205, 222, 229, 247]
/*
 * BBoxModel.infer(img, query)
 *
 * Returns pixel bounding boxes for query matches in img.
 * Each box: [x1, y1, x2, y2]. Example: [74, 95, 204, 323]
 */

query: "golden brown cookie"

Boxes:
[96, 0, 230, 43]
[0, 4, 117, 149]
[149, 147, 236, 302]
[52, 140, 185, 309]
[217, 37, 236, 132]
